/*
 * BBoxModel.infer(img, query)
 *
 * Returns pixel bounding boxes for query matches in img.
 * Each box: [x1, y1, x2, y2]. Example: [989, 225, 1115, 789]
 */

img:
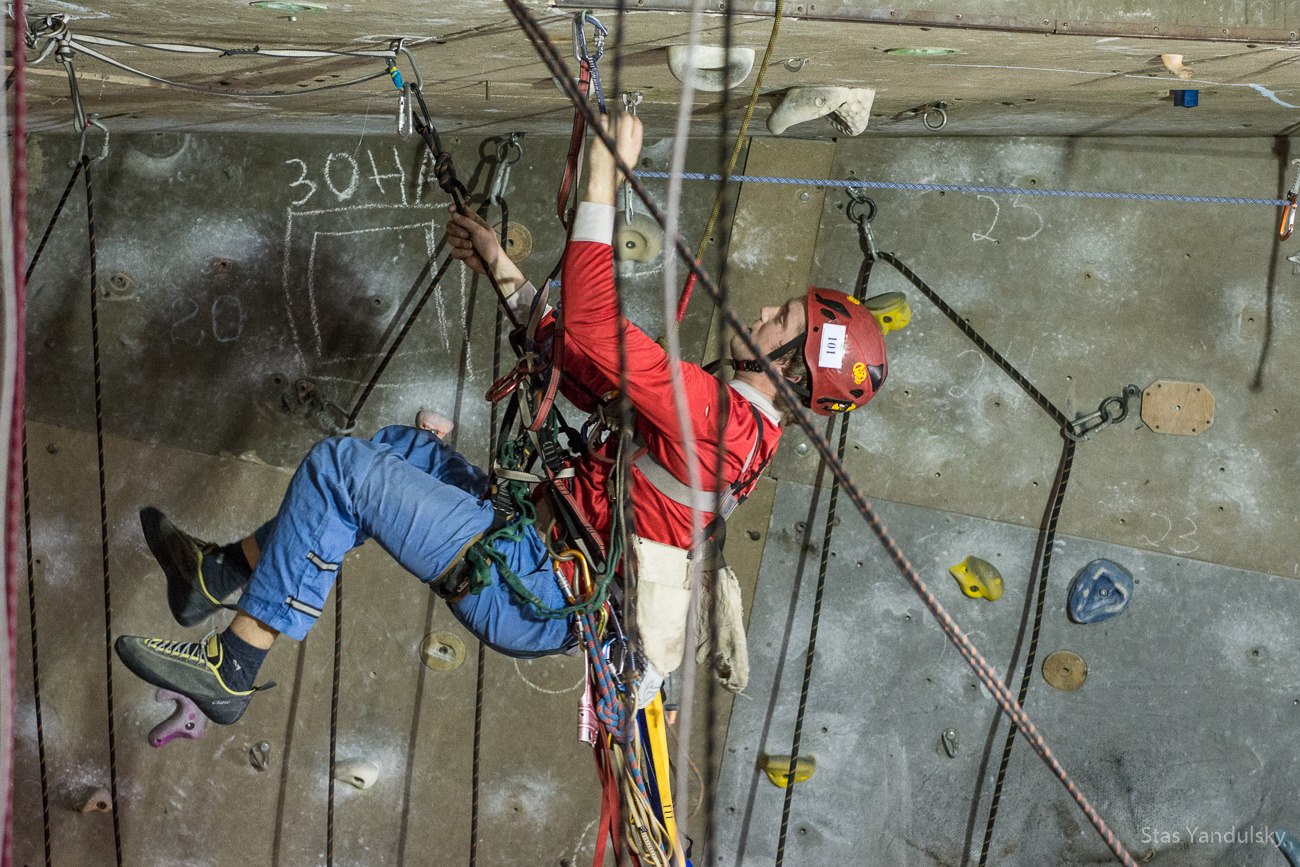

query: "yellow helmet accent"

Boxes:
[865, 292, 912, 335]
[949, 556, 1004, 601]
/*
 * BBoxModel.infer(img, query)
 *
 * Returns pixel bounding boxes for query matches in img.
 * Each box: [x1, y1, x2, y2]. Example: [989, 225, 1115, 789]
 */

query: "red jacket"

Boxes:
[552, 204, 782, 551]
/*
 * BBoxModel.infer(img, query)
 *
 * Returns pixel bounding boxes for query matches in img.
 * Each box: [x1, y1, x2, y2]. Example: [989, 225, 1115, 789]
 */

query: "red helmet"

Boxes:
[801, 287, 887, 415]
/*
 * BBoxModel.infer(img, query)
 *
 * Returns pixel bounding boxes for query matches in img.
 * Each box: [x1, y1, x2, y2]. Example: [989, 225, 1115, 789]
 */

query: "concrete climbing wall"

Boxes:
[13, 127, 1300, 866]
[12, 129, 727, 867]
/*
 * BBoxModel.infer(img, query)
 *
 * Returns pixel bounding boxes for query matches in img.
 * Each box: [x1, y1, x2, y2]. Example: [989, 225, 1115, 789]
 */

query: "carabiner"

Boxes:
[80, 115, 110, 163]
[573, 11, 607, 64]
[396, 83, 414, 139]
[846, 187, 879, 261]
[1281, 193, 1297, 241]
[1281, 160, 1300, 240]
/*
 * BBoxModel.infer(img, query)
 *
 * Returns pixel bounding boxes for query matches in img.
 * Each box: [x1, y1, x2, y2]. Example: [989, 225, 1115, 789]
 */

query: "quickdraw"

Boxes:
[1280, 159, 1300, 240]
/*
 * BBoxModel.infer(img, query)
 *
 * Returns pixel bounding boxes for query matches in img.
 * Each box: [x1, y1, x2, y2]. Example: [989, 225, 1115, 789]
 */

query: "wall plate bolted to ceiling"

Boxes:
[884, 47, 959, 57]
[249, 1, 327, 12]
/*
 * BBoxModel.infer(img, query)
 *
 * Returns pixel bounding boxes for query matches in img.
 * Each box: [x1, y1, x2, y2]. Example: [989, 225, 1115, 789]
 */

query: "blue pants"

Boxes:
[238, 425, 573, 657]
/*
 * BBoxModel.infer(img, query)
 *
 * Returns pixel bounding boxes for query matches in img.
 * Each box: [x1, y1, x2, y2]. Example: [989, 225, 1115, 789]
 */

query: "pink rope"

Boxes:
[4, 1, 28, 863]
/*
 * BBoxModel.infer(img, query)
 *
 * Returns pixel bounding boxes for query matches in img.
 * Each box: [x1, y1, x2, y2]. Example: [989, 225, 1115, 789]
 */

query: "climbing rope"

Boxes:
[977, 437, 1076, 866]
[851, 193, 1135, 859]
[502, 5, 1138, 861]
[6, 0, 33, 855]
[638, 170, 1291, 207]
[83, 152, 125, 866]
[23, 160, 81, 286]
[326, 572, 343, 865]
[773, 235, 877, 866]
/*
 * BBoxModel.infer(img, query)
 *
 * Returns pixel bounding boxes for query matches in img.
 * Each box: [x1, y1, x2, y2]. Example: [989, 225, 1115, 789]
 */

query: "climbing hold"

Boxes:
[1042, 650, 1088, 691]
[864, 292, 911, 334]
[940, 728, 959, 758]
[249, 741, 271, 772]
[334, 759, 380, 790]
[666, 45, 754, 92]
[1067, 559, 1133, 625]
[420, 631, 467, 672]
[758, 753, 816, 788]
[493, 220, 533, 264]
[1159, 54, 1194, 80]
[1140, 380, 1214, 435]
[149, 688, 208, 748]
[415, 409, 455, 440]
[768, 86, 876, 136]
[615, 212, 663, 264]
[949, 556, 1004, 602]
[80, 788, 112, 814]
[1272, 829, 1300, 867]
[1171, 89, 1199, 108]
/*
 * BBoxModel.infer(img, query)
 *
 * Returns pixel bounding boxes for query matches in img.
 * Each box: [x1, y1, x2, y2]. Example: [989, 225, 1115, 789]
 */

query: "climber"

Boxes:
[113, 112, 889, 724]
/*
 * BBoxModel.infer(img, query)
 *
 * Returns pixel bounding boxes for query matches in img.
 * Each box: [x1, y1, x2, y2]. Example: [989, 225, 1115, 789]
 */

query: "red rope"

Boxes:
[4, 1, 28, 862]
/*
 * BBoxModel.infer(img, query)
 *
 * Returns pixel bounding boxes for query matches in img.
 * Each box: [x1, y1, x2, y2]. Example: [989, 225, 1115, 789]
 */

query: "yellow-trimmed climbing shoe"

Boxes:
[114, 634, 274, 725]
[140, 507, 239, 627]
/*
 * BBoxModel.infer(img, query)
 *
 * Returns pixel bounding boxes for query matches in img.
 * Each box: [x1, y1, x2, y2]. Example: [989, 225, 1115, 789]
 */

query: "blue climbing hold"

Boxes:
[1067, 559, 1133, 624]
[1274, 829, 1300, 867]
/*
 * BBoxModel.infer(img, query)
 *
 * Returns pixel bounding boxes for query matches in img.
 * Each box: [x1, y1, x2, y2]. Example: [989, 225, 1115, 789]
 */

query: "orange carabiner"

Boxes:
[1283, 193, 1299, 241]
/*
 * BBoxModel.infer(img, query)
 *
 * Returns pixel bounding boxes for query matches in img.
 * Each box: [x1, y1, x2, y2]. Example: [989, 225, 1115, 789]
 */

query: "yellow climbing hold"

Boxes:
[950, 556, 1004, 601]
[865, 291, 911, 334]
[758, 753, 817, 788]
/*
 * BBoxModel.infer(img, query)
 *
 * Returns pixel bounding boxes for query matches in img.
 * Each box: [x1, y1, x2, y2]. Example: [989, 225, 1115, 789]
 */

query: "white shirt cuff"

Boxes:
[572, 202, 615, 245]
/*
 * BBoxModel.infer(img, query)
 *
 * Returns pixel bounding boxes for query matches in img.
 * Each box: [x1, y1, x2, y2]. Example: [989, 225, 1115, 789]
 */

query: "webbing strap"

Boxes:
[631, 402, 765, 521]
[556, 62, 592, 230]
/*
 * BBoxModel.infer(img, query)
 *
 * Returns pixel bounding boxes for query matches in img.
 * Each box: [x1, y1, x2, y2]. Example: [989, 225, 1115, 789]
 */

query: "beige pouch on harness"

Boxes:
[630, 535, 693, 675]
[630, 535, 751, 696]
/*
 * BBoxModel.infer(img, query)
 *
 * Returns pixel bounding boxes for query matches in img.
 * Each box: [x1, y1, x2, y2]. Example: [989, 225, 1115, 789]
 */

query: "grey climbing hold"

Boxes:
[768, 87, 876, 136]
[335, 759, 380, 790]
[666, 45, 754, 92]
[1067, 559, 1134, 624]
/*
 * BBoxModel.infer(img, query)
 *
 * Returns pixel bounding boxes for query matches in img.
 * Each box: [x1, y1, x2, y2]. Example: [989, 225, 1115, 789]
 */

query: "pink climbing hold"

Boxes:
[149, 688, 207, 747]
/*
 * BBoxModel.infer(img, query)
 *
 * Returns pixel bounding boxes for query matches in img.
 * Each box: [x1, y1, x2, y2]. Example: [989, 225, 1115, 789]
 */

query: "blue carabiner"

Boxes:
[387, 64, 404, 91]
[572, 11, 609, 114]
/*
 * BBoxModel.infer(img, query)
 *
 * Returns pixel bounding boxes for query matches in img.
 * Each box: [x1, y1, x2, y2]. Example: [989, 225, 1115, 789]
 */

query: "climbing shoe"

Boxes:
[114, 634, 274, 725]
[140, 507, 246, 627]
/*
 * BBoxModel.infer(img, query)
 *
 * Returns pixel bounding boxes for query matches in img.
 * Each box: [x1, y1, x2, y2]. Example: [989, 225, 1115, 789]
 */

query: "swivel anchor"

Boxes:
[1065, 384, 1141, 441]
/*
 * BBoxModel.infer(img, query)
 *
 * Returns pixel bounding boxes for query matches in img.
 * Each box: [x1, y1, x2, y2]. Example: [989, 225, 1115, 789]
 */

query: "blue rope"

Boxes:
[635, 170, 1289, 207]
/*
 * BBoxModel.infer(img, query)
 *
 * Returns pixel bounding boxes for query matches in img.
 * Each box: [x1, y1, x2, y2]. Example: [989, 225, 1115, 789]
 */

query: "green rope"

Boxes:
[460, 424, 624, 620]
